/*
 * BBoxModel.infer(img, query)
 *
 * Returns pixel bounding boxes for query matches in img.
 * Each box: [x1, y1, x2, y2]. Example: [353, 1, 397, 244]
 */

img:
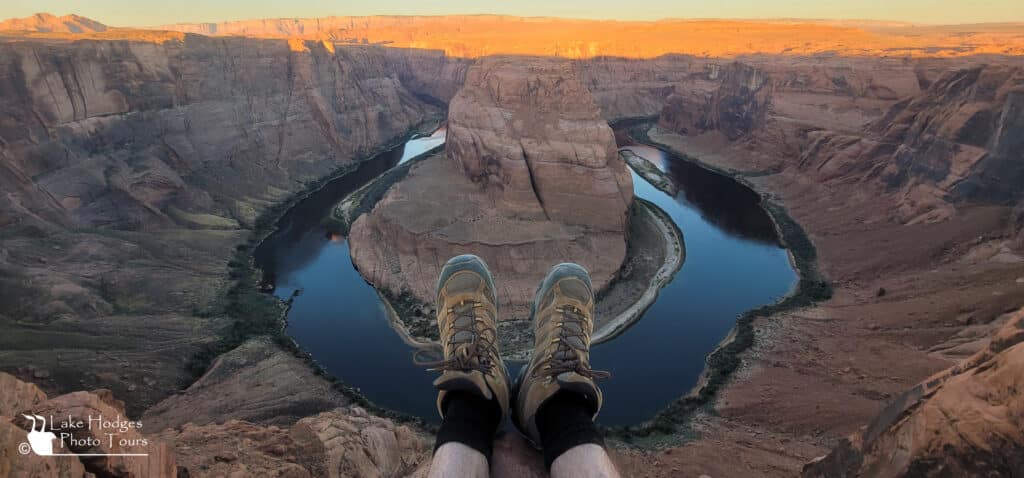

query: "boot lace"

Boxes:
[537, 305, 610, 380]
[414, 300, 500, 376]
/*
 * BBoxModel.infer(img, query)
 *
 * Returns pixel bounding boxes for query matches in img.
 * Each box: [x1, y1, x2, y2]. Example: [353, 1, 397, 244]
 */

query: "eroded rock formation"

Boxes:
[142, 338, 350, 431]
[349, 57, 633, 320]
[161, 407, 431, 478]
[660, 62, 771, 140]
[657, 61, 1024, 224]
[802, 308, 1024, 477]
[446, 57, 633, 231]
[808, 65, 1024, 222]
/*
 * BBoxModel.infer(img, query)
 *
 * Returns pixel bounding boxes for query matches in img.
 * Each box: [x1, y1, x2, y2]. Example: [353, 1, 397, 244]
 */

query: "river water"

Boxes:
[254, 127, 796, 425]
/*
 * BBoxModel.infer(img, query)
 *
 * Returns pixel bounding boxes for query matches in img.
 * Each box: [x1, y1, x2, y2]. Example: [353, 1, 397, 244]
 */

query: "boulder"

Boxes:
[162, 406, 431, 478]
[293, 406, 430, 478]
[0, 371, 48, 416]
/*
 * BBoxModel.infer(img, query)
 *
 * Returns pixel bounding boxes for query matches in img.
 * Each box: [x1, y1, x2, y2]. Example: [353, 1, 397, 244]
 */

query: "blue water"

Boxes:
[255, 129, 797, 425]
[592, 145, 795, 424]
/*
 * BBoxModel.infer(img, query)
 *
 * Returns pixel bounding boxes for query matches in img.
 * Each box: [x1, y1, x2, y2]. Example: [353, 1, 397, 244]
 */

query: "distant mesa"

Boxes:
[0, 13, 107, 33]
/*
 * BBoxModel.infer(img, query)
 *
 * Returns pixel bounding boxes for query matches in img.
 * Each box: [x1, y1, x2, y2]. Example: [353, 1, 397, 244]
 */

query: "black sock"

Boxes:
[434, 391, 502, 462]
[536, 391, 605, 470]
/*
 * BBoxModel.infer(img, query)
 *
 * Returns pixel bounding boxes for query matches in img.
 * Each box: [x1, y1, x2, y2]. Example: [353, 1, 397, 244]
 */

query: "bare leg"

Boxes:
[429, 442, 489, 478]
[549, 444, 621, 478]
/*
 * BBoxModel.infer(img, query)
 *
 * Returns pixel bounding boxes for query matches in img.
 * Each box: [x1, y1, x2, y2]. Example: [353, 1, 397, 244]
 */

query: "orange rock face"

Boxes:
[153, 16, 1024, 59]
[6, 14, 1022, 58]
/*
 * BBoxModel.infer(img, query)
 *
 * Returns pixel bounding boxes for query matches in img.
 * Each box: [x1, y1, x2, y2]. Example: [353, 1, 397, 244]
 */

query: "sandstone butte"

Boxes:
[0, 11, 1023, 478]
[348, 56, 633, 320]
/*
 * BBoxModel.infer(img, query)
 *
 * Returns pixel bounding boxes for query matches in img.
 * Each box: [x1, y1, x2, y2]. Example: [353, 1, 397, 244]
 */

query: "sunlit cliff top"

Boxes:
[2, 13, 1022, 58]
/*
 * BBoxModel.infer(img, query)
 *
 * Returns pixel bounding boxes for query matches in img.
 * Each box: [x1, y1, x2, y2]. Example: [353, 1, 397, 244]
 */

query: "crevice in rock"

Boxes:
[519, 141, 550, 220]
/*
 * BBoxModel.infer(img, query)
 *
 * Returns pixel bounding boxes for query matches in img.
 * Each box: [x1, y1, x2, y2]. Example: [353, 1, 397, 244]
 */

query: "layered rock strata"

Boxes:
[0, 34, 436, 411]
[657, 61, 1024, 224]
[349, 57, 633, 320]
[659, 62, 772, 140]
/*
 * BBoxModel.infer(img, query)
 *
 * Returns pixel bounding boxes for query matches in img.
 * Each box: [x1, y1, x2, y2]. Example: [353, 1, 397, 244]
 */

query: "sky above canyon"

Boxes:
[2, 0, 1023, 26]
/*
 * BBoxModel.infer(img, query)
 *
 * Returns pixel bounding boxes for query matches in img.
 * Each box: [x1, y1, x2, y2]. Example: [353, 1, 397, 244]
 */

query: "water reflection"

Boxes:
[619, 144, 779, 245]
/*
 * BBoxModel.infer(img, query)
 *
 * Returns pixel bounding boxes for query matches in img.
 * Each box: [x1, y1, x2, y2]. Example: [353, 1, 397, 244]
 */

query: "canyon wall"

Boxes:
[800, 65, 1024, 222]
[0, 34, 437, 413]
[349, 56, 633, 322]
[377, 46, 473, 104]
[655, 58, 1024, 223]
[659, 62, 771, 140]
[0, 36, 430, 230]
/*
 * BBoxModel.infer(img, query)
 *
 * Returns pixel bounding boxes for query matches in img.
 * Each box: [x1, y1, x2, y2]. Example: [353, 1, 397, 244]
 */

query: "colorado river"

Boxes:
[255, 126, 797, 425]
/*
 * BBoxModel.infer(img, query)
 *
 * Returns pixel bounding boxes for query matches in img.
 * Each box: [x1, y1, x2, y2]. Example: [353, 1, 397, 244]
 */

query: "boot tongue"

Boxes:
[449, 311, 478, 356]
[560, 320, 586, 350]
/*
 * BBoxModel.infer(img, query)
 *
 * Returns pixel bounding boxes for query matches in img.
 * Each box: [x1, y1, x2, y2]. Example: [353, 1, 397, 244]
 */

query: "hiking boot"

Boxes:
[513, 263, 609, 444]
[420, 254, 510, 420]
